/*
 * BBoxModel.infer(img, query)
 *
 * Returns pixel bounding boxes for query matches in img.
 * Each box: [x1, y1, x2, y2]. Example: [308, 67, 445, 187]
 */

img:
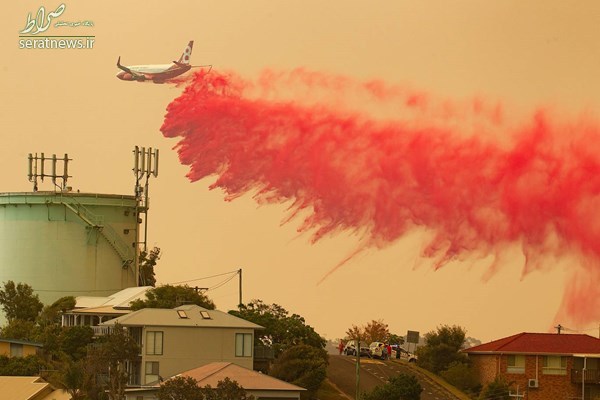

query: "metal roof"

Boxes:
[464, 332, 600, 355]
[178, 362, 306, 391]
[100, 304, 263, 330]
[74, 286, 153, 309]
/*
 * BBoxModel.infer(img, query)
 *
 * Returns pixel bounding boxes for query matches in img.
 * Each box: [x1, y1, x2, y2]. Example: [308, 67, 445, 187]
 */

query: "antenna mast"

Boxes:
[133, 146, 159, 253]
[28, 153, 72, 191]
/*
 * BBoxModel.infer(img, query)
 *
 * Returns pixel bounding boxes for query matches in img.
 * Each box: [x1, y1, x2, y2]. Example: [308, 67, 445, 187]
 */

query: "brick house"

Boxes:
[463, 332, 600, 399]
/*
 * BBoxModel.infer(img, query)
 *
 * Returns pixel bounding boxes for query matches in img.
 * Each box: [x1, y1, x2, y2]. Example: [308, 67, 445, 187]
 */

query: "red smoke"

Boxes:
[162, 69, 600, 327]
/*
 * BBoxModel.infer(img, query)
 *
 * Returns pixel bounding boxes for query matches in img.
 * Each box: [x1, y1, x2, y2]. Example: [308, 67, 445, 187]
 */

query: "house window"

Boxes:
[507, 355, 525, 373]
[9, 343, 23, 357]
[235, 333, 252, 357]
[146, 331, 163, 355]
[145, 361, 160, 384]
[543, 356, 567, 375]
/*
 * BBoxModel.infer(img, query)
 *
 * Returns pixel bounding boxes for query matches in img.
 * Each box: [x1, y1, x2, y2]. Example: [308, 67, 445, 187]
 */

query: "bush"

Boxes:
[361, 374, 422, 400]
[270, 344, 328, 399]
[440, 361, 481, 394]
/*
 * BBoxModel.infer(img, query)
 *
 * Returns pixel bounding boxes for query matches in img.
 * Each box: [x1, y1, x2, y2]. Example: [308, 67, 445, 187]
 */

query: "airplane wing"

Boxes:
[117, 57, 145, 79]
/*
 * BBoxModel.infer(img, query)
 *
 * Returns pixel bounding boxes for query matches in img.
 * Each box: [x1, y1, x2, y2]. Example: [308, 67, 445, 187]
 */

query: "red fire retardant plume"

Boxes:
[162, 69, 600, 328]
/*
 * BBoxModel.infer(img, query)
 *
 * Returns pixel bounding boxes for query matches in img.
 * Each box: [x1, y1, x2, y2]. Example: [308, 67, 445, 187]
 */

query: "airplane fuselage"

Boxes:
[116, 63, 191, 82]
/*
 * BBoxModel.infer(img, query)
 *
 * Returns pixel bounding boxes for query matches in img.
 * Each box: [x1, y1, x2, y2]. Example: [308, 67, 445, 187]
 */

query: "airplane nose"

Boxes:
[117, 71, 131, 80]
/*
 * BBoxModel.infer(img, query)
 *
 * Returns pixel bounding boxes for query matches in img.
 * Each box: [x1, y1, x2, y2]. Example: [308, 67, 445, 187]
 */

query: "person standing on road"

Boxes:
[338, 340, 344, 355]
[382, 344, 388, 360]
[386, 343, 392, 360]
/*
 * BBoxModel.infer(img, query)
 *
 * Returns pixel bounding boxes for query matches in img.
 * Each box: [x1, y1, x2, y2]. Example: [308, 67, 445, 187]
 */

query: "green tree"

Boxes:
[130, 284, 215, 310]
[416, 325, 468, 374]
[0, 354, 46, 376]
[60, 326, 94, 361]
[440, 361, 480, 394]
[270, 344, 328, 400]
[478, 377, 511, 400]
[230, 300, 325, 356]
[138, 246, 161, 287]
[360, 374, 422, 400]
[388, 333, 405, 346]
[88, 323, 140, 400]
[47, 357, 88, 400]
[158, 376, 203, 400]
[0, 319, 39, 341]
[0, 281, 43, 322]
[37, 296, 76, 327]
[200, 377, 255, 400]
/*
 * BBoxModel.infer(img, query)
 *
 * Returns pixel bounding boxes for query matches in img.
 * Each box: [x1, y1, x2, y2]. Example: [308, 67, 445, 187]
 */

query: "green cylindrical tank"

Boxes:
[0, 191, 140, 305]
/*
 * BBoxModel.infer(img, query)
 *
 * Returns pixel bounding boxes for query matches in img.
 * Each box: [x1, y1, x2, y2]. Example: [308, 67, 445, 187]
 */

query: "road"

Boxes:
[327, 355, 462, 400]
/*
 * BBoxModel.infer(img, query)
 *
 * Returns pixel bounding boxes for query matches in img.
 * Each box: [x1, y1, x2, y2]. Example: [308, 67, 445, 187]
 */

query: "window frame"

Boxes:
[543, 355, 567, 375]
[145, 331, 164, 356]
[506, 354, 525, 374]
[235, 333, 253, 357]
[144, 361, 160, 384]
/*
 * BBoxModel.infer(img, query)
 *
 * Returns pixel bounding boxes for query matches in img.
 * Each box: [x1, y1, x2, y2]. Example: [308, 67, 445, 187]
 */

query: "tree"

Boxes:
[200, 377, 255, 400]
[139, 246, 161, 287]
[60, 326, 95, 361]
[158, 376, 254, 400]
[0, 319, 39, 341]
[270, 344, 328, 400]
[416, 325, 468, 374]
[440, 361, 481, 394]
[88, 323, 140, 400]
[0, 354, 46, 376]
[345, 319, 390, 345]
[230, 300, 325, 356]
[158, 376, 203, 400]
[37, 296, 76, 327]
[478, 377, 511, 400]
[363, 319, 389, 344]
[361, 374, 422, 400]
[130, 284, 215, 311]
[0, 281, 43, 322]
[388, 333, 405, 346]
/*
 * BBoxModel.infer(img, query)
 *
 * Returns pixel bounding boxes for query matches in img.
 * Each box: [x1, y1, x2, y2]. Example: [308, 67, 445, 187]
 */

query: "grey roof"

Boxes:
[74, 286, 153, 309]
[100, 304, 263, 330]
[0, 338, 43, 347]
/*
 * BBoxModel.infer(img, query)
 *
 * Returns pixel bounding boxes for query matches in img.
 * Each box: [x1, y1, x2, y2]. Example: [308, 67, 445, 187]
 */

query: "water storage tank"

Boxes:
[0, 191, 140, 305]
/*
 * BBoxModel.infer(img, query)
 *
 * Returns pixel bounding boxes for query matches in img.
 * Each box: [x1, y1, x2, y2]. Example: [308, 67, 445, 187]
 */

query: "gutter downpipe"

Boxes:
[582, 356, 586, 400]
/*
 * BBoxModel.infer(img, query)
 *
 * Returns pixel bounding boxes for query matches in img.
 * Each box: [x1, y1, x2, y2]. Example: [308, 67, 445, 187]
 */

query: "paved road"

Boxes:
[328, 355, 461, 400]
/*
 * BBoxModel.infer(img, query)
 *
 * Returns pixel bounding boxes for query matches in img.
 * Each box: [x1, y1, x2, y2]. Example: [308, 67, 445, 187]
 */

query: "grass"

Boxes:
[317, 378, 352, 400]
[391, 360, 473, 400]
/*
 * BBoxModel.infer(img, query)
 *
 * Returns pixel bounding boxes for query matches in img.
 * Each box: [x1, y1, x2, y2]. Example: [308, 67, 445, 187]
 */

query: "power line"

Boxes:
[167, 269, 239, 285]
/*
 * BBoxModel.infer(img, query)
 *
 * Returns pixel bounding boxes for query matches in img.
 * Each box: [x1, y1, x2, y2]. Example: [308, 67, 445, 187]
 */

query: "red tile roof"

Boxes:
[464, 333, 600, 355]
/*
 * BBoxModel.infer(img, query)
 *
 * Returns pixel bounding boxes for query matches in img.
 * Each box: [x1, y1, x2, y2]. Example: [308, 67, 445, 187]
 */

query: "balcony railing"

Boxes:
[92, 326, 113, 336]
[571, 369, 600, 384]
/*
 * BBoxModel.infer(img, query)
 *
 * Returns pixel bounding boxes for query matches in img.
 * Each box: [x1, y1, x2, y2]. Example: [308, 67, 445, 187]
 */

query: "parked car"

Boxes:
[395, 346, 418, 362]
[343, 340, 371, 357]
[369, 342, 386, 359]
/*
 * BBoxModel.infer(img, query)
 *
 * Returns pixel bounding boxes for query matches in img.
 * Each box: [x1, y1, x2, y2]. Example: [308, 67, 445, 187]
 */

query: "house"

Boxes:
[61, 286, 153, 332]
[123, 361, 305, 400]
[463, 332, 600, 400]
[100, 304, 263, 386]
[0, 376, 70, 400]
[0, 339, 43, 358]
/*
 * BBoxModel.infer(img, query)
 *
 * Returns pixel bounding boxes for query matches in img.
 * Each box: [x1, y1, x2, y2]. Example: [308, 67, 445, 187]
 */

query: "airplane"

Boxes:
[116, 40, 210, 83]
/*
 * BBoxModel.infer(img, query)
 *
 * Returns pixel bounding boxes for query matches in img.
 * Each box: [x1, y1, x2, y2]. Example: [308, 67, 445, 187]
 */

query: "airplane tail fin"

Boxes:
[177, 41, 194, 65]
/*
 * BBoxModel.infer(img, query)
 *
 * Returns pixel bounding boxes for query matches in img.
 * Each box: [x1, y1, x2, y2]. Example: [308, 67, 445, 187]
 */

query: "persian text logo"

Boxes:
[19, 3, 95, 50]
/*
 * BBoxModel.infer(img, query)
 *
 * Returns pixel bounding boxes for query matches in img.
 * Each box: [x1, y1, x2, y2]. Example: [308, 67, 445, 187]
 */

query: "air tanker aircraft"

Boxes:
[116, 41, 208, 83]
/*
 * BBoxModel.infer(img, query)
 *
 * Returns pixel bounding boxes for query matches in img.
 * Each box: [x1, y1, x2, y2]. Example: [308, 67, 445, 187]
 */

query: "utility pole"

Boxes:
[238, 268, 243, 307]
[355, 338, 361, 400]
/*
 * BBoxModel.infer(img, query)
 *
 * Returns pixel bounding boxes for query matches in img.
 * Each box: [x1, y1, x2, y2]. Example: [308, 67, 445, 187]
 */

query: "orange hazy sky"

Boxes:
[2, 1, 600, 343]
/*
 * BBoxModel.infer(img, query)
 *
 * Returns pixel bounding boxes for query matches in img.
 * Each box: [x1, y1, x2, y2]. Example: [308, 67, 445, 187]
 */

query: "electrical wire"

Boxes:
[168, 269, 239, 285]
